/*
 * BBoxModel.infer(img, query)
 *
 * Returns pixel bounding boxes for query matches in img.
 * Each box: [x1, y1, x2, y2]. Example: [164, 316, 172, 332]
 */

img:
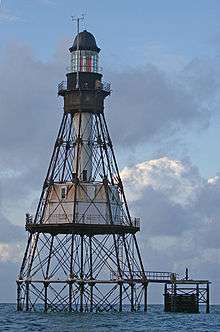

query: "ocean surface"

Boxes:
[0, 304, 219, 332]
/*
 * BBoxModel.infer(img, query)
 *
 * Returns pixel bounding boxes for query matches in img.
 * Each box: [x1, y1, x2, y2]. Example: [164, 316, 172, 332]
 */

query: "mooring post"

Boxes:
[206, 283, 210, 313]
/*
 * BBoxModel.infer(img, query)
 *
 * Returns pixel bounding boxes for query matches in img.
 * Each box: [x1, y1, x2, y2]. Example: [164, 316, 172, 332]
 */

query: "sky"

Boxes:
[0, 0, 220, 304]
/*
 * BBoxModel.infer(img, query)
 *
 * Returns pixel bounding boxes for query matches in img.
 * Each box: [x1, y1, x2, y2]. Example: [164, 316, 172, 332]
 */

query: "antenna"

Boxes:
[71, 15, 85, 89]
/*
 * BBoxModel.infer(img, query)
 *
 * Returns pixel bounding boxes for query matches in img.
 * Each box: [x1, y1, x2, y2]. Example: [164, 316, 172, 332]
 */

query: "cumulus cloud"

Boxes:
[121, 156, 202, 204]
[121, 156, 220, 238]
[121, 157, 220, 301]
[0, 243, 23, 263]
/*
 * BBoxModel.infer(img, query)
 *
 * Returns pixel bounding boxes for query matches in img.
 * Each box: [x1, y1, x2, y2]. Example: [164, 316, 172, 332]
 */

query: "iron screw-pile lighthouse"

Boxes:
[17, 29, 148, 312]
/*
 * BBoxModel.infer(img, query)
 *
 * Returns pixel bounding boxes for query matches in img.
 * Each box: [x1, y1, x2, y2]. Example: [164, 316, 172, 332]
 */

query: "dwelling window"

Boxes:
[83, 170, 87, 181]
[61, 187, 66, 199]
[72, 172, 77, 182]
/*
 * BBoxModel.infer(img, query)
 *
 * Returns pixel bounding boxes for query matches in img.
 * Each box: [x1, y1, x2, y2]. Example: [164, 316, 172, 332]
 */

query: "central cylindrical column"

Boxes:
[73, 112, 93, 181]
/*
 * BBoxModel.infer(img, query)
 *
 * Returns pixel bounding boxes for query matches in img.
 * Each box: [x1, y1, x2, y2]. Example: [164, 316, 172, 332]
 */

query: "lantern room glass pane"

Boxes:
[70, 50, 99, 73]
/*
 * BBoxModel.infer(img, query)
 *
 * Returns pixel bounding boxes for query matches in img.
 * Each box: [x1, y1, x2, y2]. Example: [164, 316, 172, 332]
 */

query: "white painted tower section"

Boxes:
[71, 41, 99, 181]
[73, 112, 93, 180]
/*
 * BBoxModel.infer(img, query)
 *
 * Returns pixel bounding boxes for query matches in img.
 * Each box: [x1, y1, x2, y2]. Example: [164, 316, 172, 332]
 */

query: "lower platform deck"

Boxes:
[25, 222, 140, 235]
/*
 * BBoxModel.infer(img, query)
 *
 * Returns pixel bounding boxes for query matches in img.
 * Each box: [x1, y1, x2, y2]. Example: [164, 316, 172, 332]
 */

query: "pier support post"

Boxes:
[206, 283, 210, 313]
[173, 282, 177, 312]
[196, 283, 199, 313]
[164, 283, 167, 312]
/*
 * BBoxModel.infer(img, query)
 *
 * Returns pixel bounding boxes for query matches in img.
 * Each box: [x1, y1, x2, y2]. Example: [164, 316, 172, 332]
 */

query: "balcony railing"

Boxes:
[101, 81, 111, 93]
[57, 80, 111, 95]
[58, 81, 67, 94]
[66, 65, 103, 73]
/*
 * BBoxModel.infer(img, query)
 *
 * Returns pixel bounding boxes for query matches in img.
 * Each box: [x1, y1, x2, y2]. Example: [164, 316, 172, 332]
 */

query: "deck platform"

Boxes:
[25, 221, 140, 235]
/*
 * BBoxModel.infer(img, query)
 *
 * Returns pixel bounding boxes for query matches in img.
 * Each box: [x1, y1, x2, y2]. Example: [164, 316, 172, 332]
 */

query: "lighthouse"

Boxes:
[17, 27, 147, 312]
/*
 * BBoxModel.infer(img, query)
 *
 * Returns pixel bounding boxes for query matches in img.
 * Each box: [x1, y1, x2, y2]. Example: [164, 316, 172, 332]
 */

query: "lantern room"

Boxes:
[69, 30, 101, 73]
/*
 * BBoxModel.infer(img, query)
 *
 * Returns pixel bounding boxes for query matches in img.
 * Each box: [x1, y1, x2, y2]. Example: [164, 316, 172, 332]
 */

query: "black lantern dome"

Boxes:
[70, 30, 100, 53]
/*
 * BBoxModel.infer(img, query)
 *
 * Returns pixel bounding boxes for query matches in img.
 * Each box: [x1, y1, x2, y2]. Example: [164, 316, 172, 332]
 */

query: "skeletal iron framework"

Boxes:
[17, 29, 148, 312]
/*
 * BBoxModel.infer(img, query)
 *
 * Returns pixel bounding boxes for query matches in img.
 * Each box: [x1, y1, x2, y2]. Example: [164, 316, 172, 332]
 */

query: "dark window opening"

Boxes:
[61, 187, 66, 199]
[83, 170, 87, 181]
[72, 172, 77, 181]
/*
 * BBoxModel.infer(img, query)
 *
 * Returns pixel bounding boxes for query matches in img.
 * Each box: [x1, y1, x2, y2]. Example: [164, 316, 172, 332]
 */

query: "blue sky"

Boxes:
[1, 0, 220, 175]
[1, 0, 220, 60]
[1, 0, 220, 304]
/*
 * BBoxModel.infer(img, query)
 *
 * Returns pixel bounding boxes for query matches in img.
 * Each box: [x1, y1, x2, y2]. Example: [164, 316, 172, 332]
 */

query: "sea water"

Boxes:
[0, 304, 219, 331]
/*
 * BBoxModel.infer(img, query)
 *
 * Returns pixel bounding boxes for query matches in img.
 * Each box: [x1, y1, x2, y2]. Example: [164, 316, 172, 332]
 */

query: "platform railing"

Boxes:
[26, 212, 140, 228]
[110, 270, 177, 282]
[132, 217, 140, 228]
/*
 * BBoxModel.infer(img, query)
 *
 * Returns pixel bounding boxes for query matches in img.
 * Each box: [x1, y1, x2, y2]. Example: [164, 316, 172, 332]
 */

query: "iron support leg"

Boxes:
[80, 284, 84, 312]
[69, 283, 72, 312]
[17, 282, 21, 311]
[25, 282, 29, 312]
[44, 283, 48, 312]
[90, 285, 93, 312]
[119, 283, 122, 312]
[80, 235, 84, 312]
[89, 236, 93, 312]
[131, 284, 134, 311]
[144, 283, 148, 312]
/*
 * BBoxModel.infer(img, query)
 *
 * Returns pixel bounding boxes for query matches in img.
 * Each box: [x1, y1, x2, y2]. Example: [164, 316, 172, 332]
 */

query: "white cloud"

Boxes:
[121, 156, 202, 205]
[121, 157, 220, 301]
[0, 243, 23, 263]
[0, 8, 23, 23]
[208, 175, 220, 185]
